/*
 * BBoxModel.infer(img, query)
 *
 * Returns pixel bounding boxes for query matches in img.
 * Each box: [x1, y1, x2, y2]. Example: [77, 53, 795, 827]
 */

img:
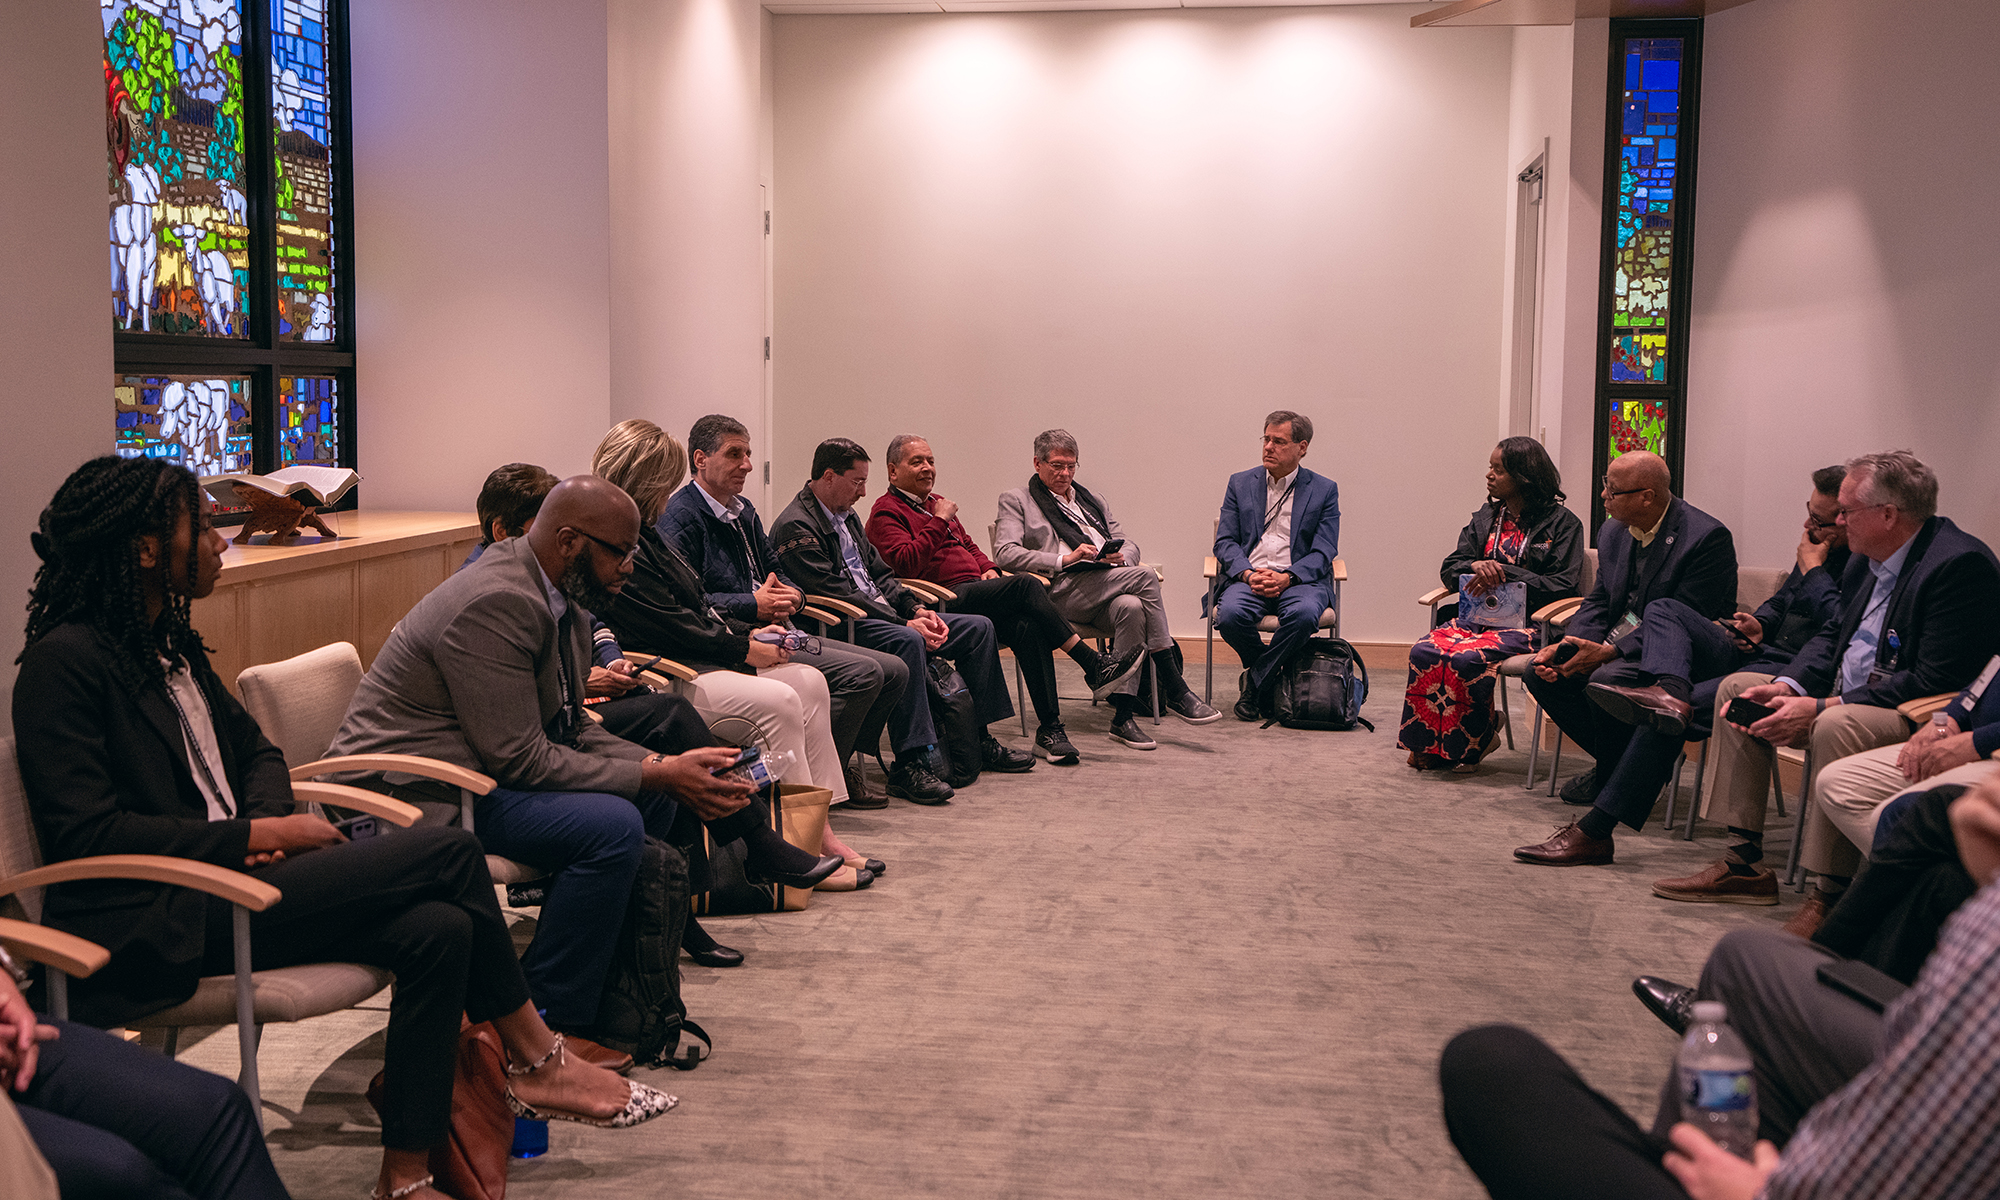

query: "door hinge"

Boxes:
[764, 336, 771, 361]
[765, 210, 771, 235]
[763, 462, 770, 484]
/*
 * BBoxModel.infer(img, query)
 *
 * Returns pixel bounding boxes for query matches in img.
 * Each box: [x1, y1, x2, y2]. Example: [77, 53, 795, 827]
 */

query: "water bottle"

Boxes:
[1934, 710, 1952, 739]
[510, 1115, 548, 1158]
[1678, 1000, 1758, 1159]
[720, 746, 796, 790]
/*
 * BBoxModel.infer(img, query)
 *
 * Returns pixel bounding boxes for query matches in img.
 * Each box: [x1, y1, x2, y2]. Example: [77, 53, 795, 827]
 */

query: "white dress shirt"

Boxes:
[162, 658, 239, 822]
[1052, 488, 1106, 556]
[1248, 468, 1298, 573]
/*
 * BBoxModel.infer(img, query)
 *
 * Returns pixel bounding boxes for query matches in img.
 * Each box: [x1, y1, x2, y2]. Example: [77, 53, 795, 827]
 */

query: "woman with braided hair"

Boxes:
[13, 457, 672, 1200]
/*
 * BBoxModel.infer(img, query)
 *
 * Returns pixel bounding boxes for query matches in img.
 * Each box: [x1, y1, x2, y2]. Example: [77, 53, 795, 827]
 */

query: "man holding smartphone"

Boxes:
[995, 429, 1221, 753]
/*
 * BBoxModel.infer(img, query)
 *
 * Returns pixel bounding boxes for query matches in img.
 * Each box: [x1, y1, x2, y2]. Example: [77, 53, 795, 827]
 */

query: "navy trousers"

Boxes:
[850, 612, 1012, 754]
[1216, 580, 1331, 693]
[17, 1018, 288, 1199]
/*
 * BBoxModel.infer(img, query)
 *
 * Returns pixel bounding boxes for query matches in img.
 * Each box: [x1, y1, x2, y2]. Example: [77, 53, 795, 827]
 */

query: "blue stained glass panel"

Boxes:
[1642, 59, 1680, 89]
[1607, 35, 1684, 388]
[115, 374, 254, 493]
[278, 375, 341, 466]
[272, 0, 338, 343]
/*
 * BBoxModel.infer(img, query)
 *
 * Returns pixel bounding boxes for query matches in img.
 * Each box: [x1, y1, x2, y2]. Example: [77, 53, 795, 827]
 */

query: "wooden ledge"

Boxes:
[215, 511, 479, 586]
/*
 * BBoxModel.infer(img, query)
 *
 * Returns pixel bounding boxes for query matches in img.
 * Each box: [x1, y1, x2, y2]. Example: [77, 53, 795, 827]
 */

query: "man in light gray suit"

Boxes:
[325, 477, 839, 1044]
[996, 429, 1221, 749]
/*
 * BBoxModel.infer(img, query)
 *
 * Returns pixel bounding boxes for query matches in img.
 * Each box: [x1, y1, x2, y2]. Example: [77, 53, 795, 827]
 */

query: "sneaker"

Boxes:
[1035, 722, 1081, 765]
[980, 732, 1035, 773]
[1109, 713, 1158, 750]
[886, 758, 955, 805]
[1167, 690, 1222, 724]
[1558, 766, 1601, 806]
[1086, 646, 1147, 700]
[1651, 859, 1779, 905]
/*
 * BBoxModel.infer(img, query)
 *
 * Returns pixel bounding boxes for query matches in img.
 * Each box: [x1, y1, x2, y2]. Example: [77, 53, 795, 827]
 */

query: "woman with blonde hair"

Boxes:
[592, 419, 882, 887]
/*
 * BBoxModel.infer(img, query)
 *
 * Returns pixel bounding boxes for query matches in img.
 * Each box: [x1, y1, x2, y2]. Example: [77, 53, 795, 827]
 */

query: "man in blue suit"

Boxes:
[1212, 411, 1341, 721]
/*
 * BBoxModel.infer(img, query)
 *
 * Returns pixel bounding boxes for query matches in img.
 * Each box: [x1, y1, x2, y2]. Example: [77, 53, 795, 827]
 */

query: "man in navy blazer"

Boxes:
[1212, 411, 1341, 720]
[1515, 451, 1737, 867]
[1659, 450, 2000, 909]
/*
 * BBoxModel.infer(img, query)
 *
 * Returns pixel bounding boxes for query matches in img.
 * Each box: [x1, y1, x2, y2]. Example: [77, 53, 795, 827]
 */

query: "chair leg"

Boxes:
[1498, 675, 1515, 750]
[1150, 654, 1161, 726]
[232, 904, 263, 1127]
[163, 1026, 180, 1058]
[1523, 701, 1545, 791]
[1204, 611, 1214, 704]
[1662, 750, 1686, 830]
[1789, 749, 1813, 892]
[1547, 726, 1565, 797]
[47, 971, 68, 1021]
[1014, 657, 1027, 737]
[1684, 742, 1707, 840]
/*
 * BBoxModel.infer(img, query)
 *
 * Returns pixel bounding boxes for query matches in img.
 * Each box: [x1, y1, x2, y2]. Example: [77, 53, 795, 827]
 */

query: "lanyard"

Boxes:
[164, 674, 234, 817]
[1261, 479, 1296, 536]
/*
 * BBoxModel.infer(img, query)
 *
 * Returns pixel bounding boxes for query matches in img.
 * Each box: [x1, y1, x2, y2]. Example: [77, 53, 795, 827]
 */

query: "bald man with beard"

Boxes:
[1514, 451, 1738, 867]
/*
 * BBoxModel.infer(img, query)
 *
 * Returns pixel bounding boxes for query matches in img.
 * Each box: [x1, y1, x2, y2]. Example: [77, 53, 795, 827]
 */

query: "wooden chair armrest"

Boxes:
[290, 782, 423, 827]
[291, 753, 496, 795]
[0, 917, 109, 979]
[1203, 556, 1220, 580]
[1533, 597, 1585, 625]
[1417, 586, 1451, 606]
[799, 605, 840, 627]
[1143, 562, 1164, 582]
[1897, 692, 1961, 723]
[900, 579, 956, 604]
[1331, 557, 1348, 582]
[806, 595, 868, 620]
[0, 855, 280, 911]
[624, 652, 700, 683]
[1003, 569, 1053, 586]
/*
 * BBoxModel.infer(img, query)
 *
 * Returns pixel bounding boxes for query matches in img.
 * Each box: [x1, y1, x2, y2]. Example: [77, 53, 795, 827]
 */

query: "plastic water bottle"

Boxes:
[1934, 710, 1953, 738]
[1678, 1000, 1758, 1159]
[721, 746, 795, 790]
[511, 1115, 548, 1158]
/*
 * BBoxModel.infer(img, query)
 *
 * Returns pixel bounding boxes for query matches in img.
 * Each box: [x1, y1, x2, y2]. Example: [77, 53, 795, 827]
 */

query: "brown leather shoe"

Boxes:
[1514, 823, 1615, 866]
[1782, 892, 1832, 939]
[563, 1034, 635, 1075]
[834, 759, 890, 810]
[1652, 859, 1779, 905]
[1586, 682, 1693, 738]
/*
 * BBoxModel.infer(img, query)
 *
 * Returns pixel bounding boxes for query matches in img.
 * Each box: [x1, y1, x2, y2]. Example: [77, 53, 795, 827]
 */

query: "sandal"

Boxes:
[504, 1034, 678, 1128]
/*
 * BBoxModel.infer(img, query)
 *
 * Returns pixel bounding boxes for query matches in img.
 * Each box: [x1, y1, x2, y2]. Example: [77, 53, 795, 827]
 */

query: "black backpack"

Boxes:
[1265, 638, 1373, 731]
[587, 835, 710, 1070]
[926, 657, 982, 788]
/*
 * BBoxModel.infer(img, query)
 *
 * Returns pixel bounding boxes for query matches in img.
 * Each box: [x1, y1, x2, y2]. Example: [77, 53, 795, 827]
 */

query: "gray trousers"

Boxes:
[1647, 927, 1883, 1146]
[788, 639, 906, 760]
[1049, 564, 1172, 698]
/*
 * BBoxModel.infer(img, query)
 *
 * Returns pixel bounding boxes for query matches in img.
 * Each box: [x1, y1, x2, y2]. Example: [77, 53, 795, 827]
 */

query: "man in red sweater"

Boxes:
[866, 434, 1141, 764]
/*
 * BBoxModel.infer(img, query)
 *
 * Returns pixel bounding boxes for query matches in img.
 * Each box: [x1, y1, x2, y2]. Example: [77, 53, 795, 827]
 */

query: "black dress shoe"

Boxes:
[1559, 766, 1601, 806]
[745, 853, 844, 890]
[1633, 975, 1697, 1034]
[887, 758, 955, 804]
[687, 943, 745, 968]
[980, 733, 1035, 773]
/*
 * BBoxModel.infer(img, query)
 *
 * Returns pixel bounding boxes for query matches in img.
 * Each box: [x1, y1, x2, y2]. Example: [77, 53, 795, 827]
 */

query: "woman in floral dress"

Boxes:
[1400, 438, 1584, 771]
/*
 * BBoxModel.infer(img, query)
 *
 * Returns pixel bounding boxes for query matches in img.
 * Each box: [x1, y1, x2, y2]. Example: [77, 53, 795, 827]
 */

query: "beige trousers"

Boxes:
[685, 663, 848, 803]
[1700, 672, 1912, 840]
[1804, 747, 2000, 876]
[0, 1093, 56, 1200]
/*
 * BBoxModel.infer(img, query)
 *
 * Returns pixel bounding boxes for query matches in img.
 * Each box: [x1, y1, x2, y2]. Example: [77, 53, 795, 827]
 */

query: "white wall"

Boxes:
[1687, 0, 2000, 565]
[0, 5, 118, 712]
[608, 0, 771, 460]
[771, 6, 1515, 643]
[349, 0, 614, 503]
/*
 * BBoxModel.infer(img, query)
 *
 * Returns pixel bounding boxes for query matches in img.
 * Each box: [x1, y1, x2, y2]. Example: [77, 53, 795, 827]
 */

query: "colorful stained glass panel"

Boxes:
[1608, 37, 1682, 378]
[105, 0, 249, 337]
[1609, 398, 1670, 461]
[272, 0, 337, 343]
[115, 373, 254, 486]
[278, 375, 341, 466]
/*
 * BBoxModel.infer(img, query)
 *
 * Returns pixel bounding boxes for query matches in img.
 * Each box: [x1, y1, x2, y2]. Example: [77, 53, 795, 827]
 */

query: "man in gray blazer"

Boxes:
[996, 429, 1221, 748]
[325, 477, 838, 1042]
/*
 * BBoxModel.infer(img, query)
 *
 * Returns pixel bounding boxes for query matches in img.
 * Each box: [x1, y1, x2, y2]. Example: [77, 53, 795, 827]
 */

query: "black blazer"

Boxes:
[1785, 517, 2000, 708]
[770, 484, 922, 625]
[600, 524, 756, 674]
[12, 622, 294, 1026]
[1439, 500, 1587, 617]
[1568, 496, 1737, 659]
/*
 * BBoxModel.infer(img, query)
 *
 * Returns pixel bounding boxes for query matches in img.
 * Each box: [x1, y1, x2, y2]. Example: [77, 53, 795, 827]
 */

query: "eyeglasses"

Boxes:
[1042, 460, 1078, 474]
[1804, 505, 1839, 531]
[1836, 502, 1893, 520]
[1601, 476, 1650, 497]
[573, 528, 639, 565]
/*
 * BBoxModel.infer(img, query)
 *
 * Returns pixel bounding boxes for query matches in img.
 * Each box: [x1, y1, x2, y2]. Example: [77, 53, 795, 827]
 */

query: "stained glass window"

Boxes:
[105, 0, 249, 338]
[115, 373, 255, 476]
[1609, 37, 1682, 381]
[108, 0, 355, 510]
[278, 375, 339, 466]
[1610, 398, 1670, 458]
[272, 0, 337, 343]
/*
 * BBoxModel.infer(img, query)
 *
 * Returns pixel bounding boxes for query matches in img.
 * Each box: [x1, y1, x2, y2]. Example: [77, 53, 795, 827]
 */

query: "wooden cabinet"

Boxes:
[191, 511, 480, 694]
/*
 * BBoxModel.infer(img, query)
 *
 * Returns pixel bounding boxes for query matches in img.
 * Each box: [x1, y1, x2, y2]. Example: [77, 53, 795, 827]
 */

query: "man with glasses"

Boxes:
[992, 429, 1221, 756]
[1544, 467, 1853, 881]
[868, 432, 1153, 764]
[1515, 450, 1738, 866]
[1658, 450, 2000, 908]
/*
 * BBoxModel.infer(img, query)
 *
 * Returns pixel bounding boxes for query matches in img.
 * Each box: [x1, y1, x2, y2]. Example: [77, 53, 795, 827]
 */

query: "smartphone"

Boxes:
[1816, 959, 1907, 1014]
[335, 813, 380, 841]
[1725, 696, 1778, 727]
[624, 654, 664, 676]
[1098, 538, 1126, 557]
[1549, 641, 1581, 665]
[709, 745, 759, 777]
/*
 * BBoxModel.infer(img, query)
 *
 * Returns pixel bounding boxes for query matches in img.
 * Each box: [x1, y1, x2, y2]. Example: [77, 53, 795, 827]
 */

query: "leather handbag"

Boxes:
[693, 783, 833, 914]
[367, 1020, 513, 1200]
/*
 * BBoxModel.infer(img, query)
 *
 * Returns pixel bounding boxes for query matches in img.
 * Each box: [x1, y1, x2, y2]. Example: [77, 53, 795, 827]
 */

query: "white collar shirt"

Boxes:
[1249, 468, 1298, 572]
[1051, 487, 1104, 554]
[161, 657, 239, 822]
[696, 481, 743, 524]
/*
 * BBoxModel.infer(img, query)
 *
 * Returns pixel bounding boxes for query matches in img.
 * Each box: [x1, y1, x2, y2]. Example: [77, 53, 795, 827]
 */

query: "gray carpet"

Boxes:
[170, 663, 1814, 1198]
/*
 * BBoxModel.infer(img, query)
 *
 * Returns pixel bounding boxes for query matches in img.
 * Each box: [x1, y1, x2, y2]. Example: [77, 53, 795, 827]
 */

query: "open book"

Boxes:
[200, 465, 358, 508]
